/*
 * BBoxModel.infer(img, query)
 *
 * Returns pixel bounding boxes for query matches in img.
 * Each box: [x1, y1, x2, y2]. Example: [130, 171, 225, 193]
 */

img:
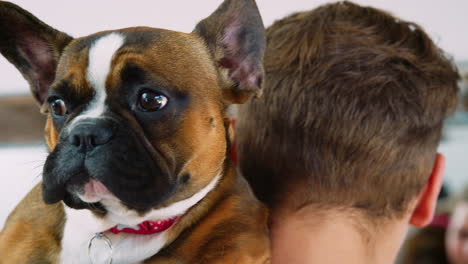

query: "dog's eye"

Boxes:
[50, 98, 68, 117]
[139, 91, 168, 111]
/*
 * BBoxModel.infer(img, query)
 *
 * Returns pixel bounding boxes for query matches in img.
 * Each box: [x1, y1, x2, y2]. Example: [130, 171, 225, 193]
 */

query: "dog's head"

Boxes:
[0, 0, 264, 217]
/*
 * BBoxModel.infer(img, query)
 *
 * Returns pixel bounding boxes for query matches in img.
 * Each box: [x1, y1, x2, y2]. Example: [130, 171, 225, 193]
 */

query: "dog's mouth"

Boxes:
[42, 136, 177, 211]
[66, 173, 116, 204]
[61, 173, 116, 213]
[64, 173, 185, 236]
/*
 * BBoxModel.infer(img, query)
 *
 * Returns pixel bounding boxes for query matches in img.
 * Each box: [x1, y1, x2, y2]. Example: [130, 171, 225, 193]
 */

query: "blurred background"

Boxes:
[0, 0, 467, 261]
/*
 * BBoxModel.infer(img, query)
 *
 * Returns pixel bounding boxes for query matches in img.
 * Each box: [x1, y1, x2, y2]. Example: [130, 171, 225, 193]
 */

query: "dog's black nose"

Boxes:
[68, 122, 113, 150]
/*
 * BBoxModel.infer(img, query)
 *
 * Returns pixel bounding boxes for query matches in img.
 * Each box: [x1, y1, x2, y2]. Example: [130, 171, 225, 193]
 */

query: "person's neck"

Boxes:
[269, 205, 410, 264]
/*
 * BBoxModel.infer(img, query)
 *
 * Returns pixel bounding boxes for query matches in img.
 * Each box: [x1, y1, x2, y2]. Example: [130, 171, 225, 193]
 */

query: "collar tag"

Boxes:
[88, 232, 113, 264]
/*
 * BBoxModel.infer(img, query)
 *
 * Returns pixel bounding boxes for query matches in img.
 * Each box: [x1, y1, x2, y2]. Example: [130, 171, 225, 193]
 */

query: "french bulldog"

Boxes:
[0, 0, 270, 263]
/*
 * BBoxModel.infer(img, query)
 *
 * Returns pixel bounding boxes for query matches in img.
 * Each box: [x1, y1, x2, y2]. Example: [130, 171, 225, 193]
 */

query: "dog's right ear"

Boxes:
[0, 1, 73, 105]
[193, 0, 265, 104]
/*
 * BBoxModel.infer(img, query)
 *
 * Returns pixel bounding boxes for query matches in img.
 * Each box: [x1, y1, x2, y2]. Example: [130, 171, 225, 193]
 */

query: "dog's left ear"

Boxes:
[193, 0, 265, 104]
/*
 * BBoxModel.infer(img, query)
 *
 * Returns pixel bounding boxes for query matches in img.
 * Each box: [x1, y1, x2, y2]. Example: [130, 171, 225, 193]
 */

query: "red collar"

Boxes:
[107, 218, 176, 235]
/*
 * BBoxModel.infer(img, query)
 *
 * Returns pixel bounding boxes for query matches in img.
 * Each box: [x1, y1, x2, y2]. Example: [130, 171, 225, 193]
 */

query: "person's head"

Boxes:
[236, 1, 459, 262]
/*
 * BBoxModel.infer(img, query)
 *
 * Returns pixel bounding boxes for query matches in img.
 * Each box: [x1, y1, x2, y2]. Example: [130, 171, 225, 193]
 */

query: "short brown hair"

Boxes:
[236, 1, 459, 217]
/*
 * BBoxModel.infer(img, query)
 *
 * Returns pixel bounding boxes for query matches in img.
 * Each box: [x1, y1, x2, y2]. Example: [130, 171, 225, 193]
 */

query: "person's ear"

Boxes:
[410, 153, 445, 227]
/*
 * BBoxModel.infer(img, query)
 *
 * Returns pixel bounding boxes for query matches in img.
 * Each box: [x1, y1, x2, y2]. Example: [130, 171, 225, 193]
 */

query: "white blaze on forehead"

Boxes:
[68, 33, 125, 130]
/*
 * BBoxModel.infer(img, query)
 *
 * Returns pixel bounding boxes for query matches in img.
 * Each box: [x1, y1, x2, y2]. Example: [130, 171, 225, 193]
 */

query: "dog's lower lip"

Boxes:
[78, 178, 115, 203]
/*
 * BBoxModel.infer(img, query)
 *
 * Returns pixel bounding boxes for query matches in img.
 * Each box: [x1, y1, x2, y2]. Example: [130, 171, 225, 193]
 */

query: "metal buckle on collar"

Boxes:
[87, 233, 113, 264]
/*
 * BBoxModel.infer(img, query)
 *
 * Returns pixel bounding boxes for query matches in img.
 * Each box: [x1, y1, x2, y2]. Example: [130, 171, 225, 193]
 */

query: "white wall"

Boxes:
[0, 0, 467, 95]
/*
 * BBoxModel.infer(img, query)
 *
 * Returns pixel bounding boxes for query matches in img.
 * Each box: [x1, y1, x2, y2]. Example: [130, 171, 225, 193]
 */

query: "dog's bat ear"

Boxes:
[193, 0, 265, 104]
[0, 1, 73, 105]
